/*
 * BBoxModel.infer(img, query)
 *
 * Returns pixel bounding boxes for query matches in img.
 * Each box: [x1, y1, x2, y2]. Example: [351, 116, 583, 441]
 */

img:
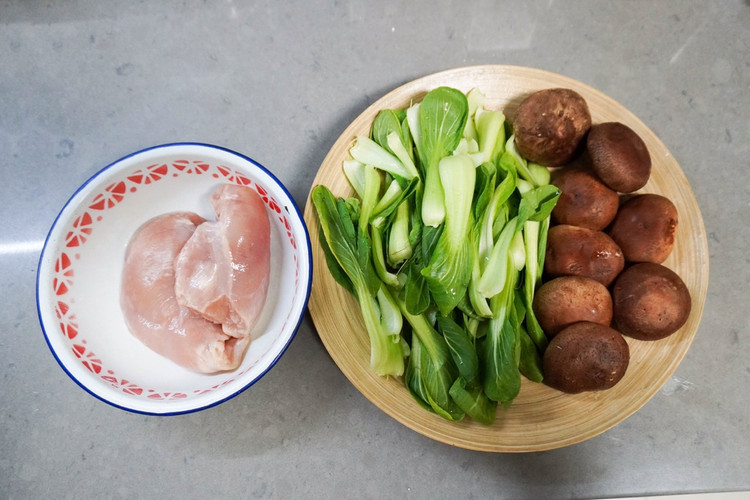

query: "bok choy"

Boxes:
[312, 85, 560, 425]
[312, 186, 405, 377]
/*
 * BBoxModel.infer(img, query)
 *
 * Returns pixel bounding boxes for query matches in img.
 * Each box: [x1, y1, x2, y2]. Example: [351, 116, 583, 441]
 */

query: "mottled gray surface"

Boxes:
[1, 1, 749, 498]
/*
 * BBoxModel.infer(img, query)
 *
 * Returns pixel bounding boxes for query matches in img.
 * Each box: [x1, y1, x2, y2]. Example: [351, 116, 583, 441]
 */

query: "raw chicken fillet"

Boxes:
[120, 212, 250, 373]
[120, 184, 272, 373]
[175, 184, 271, 338]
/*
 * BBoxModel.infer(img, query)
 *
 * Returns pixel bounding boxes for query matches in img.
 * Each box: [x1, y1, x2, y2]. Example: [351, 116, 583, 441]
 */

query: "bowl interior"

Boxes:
[37, 144, 311, 414]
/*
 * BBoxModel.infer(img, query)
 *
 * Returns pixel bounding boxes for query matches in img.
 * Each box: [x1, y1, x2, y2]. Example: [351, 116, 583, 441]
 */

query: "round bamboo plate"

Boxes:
[302, 65, 709, 452]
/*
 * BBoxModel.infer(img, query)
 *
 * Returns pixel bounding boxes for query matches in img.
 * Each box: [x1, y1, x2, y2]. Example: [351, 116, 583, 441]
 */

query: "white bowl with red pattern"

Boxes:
[36, 143, 312, 415]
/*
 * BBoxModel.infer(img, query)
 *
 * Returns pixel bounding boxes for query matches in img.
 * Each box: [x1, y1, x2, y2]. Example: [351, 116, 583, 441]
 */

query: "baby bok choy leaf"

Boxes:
[421, 153, 476, 316]
[517, 182, 560, 354]
[317, 196, 362, 298]
[474, 107, 506, 166]
[437, 315, 479, 385]
[415, 87, 469, 227]
[312, 185, 405, 377]
[349, 135, 415, 187]
[449, 377, 497, 426]
[405, 333, 433, 412]
[402, 220, 441, 316]
[515, 290, 544, 383]
[481, 264, 522, 404]
[398, 296, 464, 421]
[371, 109, 407, 155]
[386, 200, 412, 266]
[371, 109, 418, 177]
[369, 176, 418, 288]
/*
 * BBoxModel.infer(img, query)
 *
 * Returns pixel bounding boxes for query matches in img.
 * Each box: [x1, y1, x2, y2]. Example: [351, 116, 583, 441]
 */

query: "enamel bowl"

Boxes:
[37, 143, 312, 415]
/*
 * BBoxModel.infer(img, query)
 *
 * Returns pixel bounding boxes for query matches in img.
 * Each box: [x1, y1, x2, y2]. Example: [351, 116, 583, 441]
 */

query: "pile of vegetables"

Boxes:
[312, 86, 561, 425]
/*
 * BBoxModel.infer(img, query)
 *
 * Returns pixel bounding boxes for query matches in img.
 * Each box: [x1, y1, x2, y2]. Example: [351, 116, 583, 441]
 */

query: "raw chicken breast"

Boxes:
[120, 212, 250, 373]
[175, 184, 271, 338]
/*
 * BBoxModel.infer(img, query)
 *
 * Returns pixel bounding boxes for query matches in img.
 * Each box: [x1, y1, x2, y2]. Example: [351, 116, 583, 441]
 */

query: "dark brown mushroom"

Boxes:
[587, 122, 651, 193]
[608, 194, 678, 263]
[612, 262, 691, 341]
[513, 88, 592, 167]
[550, 167, 619, 230]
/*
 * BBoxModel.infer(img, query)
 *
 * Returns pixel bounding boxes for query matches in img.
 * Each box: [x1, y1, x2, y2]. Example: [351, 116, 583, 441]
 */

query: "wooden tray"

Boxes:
[302, 65, 709, 452]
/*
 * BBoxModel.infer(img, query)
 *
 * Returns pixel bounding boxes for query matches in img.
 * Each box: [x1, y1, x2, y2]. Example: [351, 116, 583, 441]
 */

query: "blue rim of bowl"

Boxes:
[35, 142, 313, 416]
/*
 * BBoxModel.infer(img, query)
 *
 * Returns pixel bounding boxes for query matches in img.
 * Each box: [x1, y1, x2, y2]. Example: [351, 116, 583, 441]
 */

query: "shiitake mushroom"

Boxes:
[608, 194, 678, 264]
[543, 322, 630, 394]
[544, 224, 625, 287]
[587, 122, 651, 193]
[513, 88, 592, 167]
[533, 276, 613, 338]
[612, 263, 691, 341]
[551, 167, 619, 230]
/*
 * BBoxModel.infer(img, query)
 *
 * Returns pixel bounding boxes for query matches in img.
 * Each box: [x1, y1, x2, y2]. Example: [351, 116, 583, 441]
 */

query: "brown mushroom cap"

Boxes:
[532, 276, 613, 338]
[513, 88, 592, 167]
[543, 321, 630, 394]
[551, 167, 619, 230]
[608, 194, 679, 263]
[544, 224, 625, 287]
[587, 122, 651, 193]
[612, 262, 691, 340]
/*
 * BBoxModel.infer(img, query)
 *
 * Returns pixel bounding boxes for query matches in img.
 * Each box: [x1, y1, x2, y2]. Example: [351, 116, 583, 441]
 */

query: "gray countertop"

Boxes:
[2, 1, 749, 498]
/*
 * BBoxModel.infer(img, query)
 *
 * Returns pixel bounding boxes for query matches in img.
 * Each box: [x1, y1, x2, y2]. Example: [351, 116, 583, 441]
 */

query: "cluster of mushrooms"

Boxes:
[511, 88, 691, 394]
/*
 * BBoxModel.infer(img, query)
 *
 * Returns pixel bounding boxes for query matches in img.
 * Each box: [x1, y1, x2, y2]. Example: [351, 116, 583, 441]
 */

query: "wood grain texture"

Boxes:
[302, 65, 709, 452]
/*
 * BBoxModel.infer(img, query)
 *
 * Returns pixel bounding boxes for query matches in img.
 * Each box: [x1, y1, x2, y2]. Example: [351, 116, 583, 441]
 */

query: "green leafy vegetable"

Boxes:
[437, 315, 479, 384]
[415, 87, 469, 227]
[372, 110, 406, 154]
[398, 295, 464, 421]
[349, 135, 415, 186]
[475, 108, 506, 165]
[421, 154, 476, 315]
[312, 185, 405, 377]
[387, 200, 413, 266]
[481, 257, 522, 404]
[449, 377, 497, 425]
[313, 85, 562, 425]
